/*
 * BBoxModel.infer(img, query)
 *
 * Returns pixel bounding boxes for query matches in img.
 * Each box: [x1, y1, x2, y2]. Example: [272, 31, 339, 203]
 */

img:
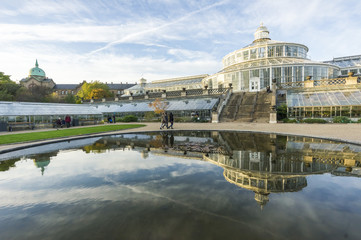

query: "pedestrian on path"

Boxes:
[167, 112, 174, 129]
[65, 115, 71, 128]
[56, 118, 62, 130]
[160, 112, 168, 129]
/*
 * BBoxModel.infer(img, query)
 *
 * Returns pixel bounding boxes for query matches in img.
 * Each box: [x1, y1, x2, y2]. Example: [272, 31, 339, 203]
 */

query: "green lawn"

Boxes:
[0, 124, 145, 145]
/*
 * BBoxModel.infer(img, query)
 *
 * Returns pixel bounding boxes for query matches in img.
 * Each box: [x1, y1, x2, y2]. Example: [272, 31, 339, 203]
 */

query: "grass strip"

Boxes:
[0, 124, 145, 145]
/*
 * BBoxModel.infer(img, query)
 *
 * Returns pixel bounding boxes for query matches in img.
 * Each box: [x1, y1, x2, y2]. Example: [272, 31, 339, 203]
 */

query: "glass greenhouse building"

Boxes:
[203, 24, 340, 92]
[0, 101, 103, 131]
[287, 89, 361, 119]
[93, 97, 219, 120]
[0, 96, 220, 131]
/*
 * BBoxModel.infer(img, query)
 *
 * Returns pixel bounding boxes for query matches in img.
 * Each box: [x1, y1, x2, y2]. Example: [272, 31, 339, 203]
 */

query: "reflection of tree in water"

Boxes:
[2, 131, 361, 207]
[149, 135, 163, 148]
[82, 142, 108, 153]
[98, 131, 361, 208]
[0, 158, 21, 172]
[0, 152, 58, 175]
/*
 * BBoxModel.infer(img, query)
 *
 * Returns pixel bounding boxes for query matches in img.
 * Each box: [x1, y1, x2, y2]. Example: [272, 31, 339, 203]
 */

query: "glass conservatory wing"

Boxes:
[317, 93, 331, 106]
[286, 93, 297, 107]
[333, 92, 349, 105]
[302, 94, 312, 106]
[117, 102, 153, 113]
[346, 91, 361, 105]
[167, 98, 218, 111]
[0, 102, 102, 116]
[287, 90, 361, 108]
[149, 78, 203, 88]
[289, 94, 299, 107]
[309, 93, 322, 106]
[351, 91, 361, 104]
[325, 92, 341, 106]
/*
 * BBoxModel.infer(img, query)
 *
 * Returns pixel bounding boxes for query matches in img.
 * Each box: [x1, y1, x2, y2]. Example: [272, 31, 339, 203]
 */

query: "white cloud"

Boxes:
[16, 0, 92, 18]
[0, 0, 361, 84]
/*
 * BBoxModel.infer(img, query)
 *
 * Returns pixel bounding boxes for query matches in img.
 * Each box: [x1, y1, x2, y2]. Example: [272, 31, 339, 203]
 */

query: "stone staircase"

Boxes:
[252, 92, 272, 122]
[220, 91, 272, 123]
[219, 92, 244, 122]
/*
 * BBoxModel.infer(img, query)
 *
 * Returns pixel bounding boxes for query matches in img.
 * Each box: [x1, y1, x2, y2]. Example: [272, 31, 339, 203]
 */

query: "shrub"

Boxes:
[200, 119, 210, 123]
[119, 115, 138, 122]
[357, 118, 361, 123]
[282, 118, 297, 123]
[175, 117, 192, 122]
[303, 118, 327, 124]
[144, 112, 156, 122]
[277, 104, 288, 120]
[333, 116, 352, 123]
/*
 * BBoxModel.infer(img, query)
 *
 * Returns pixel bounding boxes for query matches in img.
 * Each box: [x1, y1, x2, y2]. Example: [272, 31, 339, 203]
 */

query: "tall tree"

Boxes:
[0, 72, 21, 101]
[76, 81, 112, 100]
[149, 98, 168, 114]
[15, 85, 54, 102]
[64, 94, 76, 104]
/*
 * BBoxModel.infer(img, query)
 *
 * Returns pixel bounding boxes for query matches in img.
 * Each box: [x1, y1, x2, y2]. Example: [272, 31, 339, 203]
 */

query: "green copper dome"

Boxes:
[29, 59, 46, 77]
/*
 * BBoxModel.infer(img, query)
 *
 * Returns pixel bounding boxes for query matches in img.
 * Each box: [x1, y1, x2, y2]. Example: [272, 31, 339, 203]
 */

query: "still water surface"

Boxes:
[0, 131, 361, 240]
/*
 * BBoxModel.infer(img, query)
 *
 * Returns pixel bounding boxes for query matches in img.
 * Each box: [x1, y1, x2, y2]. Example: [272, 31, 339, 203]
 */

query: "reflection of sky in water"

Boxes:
[0, 137, 102, 161]
[0, 132, 361, 240]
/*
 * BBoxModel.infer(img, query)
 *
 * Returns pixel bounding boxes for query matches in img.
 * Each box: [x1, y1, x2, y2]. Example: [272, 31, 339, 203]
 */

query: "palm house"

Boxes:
[203, 24, 340, 92]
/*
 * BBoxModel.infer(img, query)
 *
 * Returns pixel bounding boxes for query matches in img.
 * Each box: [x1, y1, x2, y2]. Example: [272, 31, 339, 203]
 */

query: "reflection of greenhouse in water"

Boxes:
[204, 151, 335, 208]
[2, 131, 361, 207]
[100, 131, 361, 207]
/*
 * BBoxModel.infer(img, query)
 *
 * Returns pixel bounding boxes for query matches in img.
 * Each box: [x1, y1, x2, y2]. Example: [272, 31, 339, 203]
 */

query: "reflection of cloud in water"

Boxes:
[0, 137, 102, 161]
[1, 131, 361, 239]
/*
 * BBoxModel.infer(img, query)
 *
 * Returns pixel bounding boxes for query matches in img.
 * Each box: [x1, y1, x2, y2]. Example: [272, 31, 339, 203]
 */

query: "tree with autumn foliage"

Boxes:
[149, 98, 168, 114]
[76, 80, 112, 100]
[0, 72, 21, 101]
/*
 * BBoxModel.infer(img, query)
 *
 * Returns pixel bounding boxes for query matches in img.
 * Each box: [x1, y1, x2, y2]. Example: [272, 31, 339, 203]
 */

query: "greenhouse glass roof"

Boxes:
[92, 97, 219, 113]
[125, 77, 204, 92]
[323, 55, 361, 68]
[0, 97, 219, 116]
[0, 101, 103, 116]
[286, 90, 361, 107]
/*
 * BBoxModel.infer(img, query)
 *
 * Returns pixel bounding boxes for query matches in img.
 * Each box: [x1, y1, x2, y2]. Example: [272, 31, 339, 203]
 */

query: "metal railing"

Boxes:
[186, 89, 203, 95]
[279, 76, 359, 89]
[148, 92, 162, 98]
[166, 91, 182, 97]
[208, 88, 228, 95]
[215, 89, 232, 117]
[84, 87, 231, 104]
[279, 81, 305, 89]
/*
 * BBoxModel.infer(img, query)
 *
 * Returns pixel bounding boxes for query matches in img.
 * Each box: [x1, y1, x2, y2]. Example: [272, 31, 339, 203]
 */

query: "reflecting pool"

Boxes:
[1, 131, 361, 240]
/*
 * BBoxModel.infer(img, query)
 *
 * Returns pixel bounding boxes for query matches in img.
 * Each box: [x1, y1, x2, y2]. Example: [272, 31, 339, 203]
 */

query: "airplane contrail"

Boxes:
[87, 0, 228, 56]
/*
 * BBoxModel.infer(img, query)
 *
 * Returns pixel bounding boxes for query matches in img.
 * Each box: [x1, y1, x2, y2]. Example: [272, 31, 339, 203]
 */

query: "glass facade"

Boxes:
[287, 90, 361, 119]
[0, 101, 104, 130]
[213, 25, 340, 92]
[95, 97, 219, 121]
[224, 65, 336, 92]
[224, 45, 311, 67]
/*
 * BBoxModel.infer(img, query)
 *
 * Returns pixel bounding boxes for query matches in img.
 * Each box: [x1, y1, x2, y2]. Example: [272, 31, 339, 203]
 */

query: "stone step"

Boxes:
[235, 118, 253, 122]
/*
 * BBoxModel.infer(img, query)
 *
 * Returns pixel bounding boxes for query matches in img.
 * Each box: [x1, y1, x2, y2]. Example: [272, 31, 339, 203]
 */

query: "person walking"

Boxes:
[160, 112, 168, 129]
[65, 115, 71, 128]
[167, 112, 174, 129]
[56, 117, 62, 130]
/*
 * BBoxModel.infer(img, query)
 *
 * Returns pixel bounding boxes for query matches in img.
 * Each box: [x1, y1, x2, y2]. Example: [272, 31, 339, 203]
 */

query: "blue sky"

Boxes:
[1, 0, 360, 84]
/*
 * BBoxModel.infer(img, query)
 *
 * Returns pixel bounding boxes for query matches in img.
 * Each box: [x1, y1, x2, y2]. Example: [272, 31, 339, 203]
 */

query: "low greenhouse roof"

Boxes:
[92, 97, 219, 113]
[286, 90, 361, 107]
[0, 101, 103, 116]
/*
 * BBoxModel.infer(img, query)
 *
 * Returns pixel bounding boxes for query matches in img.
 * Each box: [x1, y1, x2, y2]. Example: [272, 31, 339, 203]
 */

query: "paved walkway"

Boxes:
[1, 122, 361, 153]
